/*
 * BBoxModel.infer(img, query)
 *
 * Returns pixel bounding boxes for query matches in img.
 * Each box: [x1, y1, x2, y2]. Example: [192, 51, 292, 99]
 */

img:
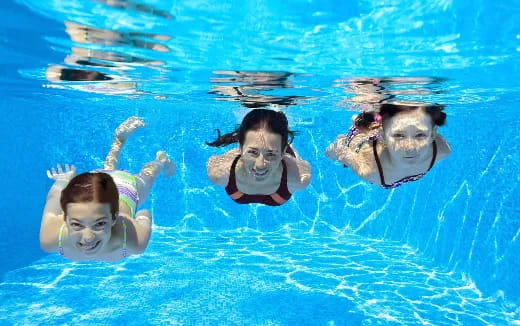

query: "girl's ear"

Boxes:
[432, 126, 438, 140]
[112, 213, 118, 226]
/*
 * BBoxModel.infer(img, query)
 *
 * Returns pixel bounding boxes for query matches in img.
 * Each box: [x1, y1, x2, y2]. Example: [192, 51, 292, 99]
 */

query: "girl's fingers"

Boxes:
[47, 164, 76, 180]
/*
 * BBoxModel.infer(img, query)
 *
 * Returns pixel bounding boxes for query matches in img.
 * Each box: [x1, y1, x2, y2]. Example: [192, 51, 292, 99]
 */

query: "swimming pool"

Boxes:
[1, 0, 519, 324]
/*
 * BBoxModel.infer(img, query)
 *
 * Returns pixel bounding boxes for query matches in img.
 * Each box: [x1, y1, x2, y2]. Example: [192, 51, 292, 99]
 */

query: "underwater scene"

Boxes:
[0, 0, 519, 325]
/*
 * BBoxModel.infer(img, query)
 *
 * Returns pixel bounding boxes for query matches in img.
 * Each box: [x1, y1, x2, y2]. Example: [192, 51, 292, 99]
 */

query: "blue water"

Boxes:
[1, 0, 519, 325]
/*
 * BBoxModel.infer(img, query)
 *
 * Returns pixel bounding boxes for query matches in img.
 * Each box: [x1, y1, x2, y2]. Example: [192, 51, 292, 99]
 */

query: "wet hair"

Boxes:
[354, 103, 447, 128]
[206, 109, 295, 150]
[58, 68, 113, 81]
[60, 172, 119, 220]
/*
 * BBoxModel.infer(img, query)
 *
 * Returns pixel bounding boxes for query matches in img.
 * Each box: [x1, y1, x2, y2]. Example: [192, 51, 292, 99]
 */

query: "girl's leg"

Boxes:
[104, 116, 145, 170]
[135, 150, 175, 205]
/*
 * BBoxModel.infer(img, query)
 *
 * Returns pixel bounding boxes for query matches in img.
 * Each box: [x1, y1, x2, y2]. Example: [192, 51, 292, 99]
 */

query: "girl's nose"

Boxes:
[402, 138, 416, 150]
[255, 156, 268, 169]
[82, 229, 95, 242]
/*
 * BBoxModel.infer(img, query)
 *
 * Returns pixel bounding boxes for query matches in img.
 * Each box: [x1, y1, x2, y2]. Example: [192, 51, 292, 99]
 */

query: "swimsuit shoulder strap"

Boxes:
[285, 145, 296, 157]
[58, 224, 65, 256]
[121, 215, 128, 258]
[372, 140, 387, 186]
[274, 159, 291, 198]
[225, 155, 241, 194]
[427, 140, 437, 171]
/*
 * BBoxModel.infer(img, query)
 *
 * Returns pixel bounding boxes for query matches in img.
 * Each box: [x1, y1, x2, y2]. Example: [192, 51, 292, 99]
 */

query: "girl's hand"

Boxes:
[47, 164, 76, 183]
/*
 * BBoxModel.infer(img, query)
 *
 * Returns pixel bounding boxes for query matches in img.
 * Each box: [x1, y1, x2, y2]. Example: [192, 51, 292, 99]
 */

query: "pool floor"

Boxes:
[0, 228, 517, 325]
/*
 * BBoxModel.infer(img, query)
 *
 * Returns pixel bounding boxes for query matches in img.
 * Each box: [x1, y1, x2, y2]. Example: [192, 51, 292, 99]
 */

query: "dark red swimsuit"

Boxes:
[225, 155, 292, 206]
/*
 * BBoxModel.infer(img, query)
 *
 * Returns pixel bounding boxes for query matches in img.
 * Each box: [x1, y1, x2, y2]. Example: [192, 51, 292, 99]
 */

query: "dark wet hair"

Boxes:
[58, 68, 113, 81]
[60, 172, 119, 220]
[354, 103, 447, 128]
[206, 109, 295, 150]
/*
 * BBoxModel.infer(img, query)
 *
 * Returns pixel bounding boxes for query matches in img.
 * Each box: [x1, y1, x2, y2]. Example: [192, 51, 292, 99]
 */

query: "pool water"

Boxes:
[1, 0, 519, 325]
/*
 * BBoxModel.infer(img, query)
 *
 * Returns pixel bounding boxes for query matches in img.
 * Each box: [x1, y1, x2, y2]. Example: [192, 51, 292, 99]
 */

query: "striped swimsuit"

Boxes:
[95, 170, 139, 216]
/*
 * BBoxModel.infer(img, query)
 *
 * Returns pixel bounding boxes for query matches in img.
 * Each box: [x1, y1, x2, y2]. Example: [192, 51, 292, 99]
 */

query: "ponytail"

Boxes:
[206, 128, 240, 147]
[425, 105, 447, 126]
[354, 111, 379, 129]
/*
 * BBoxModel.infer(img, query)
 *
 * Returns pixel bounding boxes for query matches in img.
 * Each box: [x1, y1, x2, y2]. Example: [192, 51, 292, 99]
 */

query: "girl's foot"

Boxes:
[115, 116, 146, 142]
[156, 151, 175, 177]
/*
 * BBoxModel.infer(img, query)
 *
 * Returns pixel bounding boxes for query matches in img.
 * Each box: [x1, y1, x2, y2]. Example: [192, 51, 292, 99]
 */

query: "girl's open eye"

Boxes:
[393, 133, 405, 138]
[247, 150, 259, 156]
[95, 221, 107, 228]
[70, 222, 82, 229]
[416, 133, 427, 138]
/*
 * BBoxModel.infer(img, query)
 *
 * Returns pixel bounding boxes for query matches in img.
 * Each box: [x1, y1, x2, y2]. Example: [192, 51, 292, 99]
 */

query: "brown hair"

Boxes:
[380, 103, 446, 126]
[206, 109, 295, 151]
[60, 172, 119, 220]
[354, 103, 447, 129]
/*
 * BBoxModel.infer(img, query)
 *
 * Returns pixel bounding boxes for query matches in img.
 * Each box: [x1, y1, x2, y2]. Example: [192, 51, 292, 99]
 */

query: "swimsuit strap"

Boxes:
[58, 224, 65, 256]
[225, 155, 291, 205]
[121, 215, 128, 258]
[285, 145, 296, 157]
[274, 159, 291, 198]
[372, 140, 387, 186]
[374, 140, 438, 189]
[225, 155, 241, 194]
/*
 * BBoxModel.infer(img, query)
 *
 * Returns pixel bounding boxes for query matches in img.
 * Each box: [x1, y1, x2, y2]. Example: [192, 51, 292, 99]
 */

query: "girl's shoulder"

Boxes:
[283, 155, 311, 192]
[39, 212, 65, 253]
[434, 134, 451, 161]
[339, 126, 382, 178]
[206, 148, 240, 186]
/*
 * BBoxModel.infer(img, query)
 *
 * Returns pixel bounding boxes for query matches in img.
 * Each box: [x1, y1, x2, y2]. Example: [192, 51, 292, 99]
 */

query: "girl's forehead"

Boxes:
[243, 130, 282, 148]
[386, 110, 432, 130]
[67, 202, 112, 219]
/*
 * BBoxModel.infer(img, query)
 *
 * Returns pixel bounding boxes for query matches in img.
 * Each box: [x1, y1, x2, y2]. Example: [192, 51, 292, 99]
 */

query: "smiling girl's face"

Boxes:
[240, 129, 284, 181]
[65, 202, 115, 256]
[383, 109, 436, 165]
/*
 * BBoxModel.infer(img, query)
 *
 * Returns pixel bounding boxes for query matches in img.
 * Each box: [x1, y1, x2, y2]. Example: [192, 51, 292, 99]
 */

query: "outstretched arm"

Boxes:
[325, 129, 379, 179]
[285, 145, 312, 192]
[325, 134, 348, 162]
[126, 209, 152, 254]
[206, 148, 240, 186]
[40, 164, 76, 252]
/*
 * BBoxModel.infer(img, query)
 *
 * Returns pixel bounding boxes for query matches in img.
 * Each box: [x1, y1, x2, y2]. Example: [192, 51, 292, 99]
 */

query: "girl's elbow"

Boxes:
[325, 146, 338, 161]
[135, 240, 150, 254]
[39, 238, 55, 253]
[300, 174, 311, 188]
